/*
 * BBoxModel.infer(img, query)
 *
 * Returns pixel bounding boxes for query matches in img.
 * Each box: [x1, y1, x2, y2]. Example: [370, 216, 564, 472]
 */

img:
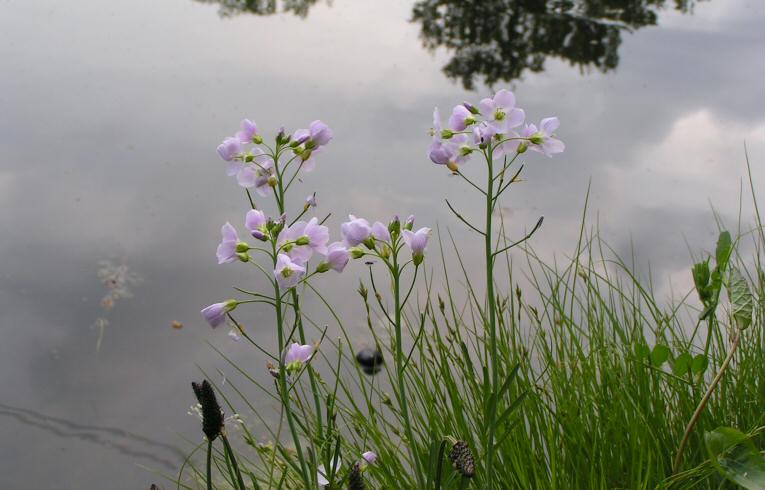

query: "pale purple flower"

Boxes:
[278, 217, 329, 262]
[216, 222, 241, 264]
[479, 89, 525, 133]
[429, 133, 471, 169]
[308, 120, 333, 147]
[235, 119, 258, 143]
[473, 121, 497, 146]
[245, 209, 268, 240]
[217, 137, 242, 162]
[341, 215, 372, 247]
[228, 329, 241, 341]
[324, 242, 349, 272]
[403, 227, 431, 262]
[361, 451, 377, 465]
[299, 147, 321, 172]
[521, 117, 565, 157]
[225, 149, 275, 191]
[283, 342, 314, 372]
[430, 107, 442, 139]
[200, 300, 236, 328]
[371, 221, 391, 243]
[293, 120, 333, 148]
[274, 253, 306, 289]
[448, 104, 475, 131]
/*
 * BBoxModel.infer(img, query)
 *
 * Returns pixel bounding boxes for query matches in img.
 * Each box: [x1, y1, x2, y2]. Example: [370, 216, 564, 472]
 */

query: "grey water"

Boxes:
[1, 0, 764, 488]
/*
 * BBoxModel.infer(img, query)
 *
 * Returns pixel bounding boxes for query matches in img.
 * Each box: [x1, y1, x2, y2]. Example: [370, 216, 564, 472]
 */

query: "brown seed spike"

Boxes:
[191, 380, 224, 441]
[448, 440, 475, 478]
[347, 461, 366, 490]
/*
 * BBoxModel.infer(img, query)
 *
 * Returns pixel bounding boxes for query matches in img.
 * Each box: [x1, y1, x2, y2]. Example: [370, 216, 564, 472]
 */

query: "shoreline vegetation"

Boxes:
[171, 92, 765, 489]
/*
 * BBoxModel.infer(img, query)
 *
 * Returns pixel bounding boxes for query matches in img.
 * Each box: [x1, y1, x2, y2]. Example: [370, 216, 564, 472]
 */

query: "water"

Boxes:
[1, 0, 764, 487]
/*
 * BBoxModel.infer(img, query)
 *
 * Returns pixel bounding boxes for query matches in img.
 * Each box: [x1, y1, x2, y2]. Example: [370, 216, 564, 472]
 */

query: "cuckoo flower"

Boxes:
[341, 215, 372, 247]
[283, 342, 314, 374]
[371, 221, 391, 243]
[522, 117, 565, 157]
[361, 451, 377, 465]
[245, 209, 268, 241]
[294, 120, 333, 148]
[216, 222, 245, 264]
[274, 253, 306, 289]
[278, 217, 329, 262]
[217, 137, 242, 162]
[200, 300, 237, 328]
[448, 104, 476, 131]
[403, 227, 431, 265]
[479, 89, 525, 133]
[235, 119, 258, 143]
[429, 133, 471, 170]
[322, 242, 350, 273]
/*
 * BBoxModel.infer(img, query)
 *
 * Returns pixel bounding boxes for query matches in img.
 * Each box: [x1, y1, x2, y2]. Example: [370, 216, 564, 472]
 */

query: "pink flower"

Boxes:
[402, 227, 431, 265]
[217, 137, 242, 162]
[283, 342, 314, 374]
[341, 215, 372, 247]
[235, 119, 258, 143]
[216, 222, 241, 264]
[479, 89, 525, 133]
[323, 242, 349, 272]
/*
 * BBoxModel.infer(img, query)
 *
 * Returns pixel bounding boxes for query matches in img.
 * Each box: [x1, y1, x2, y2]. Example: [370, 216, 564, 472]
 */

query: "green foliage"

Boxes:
[705, 427, 765, 489]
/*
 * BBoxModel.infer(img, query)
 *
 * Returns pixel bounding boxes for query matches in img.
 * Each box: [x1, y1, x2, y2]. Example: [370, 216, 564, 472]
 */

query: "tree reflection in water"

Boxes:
[412, 0, 703, 89]
[194, 0, 325, 18]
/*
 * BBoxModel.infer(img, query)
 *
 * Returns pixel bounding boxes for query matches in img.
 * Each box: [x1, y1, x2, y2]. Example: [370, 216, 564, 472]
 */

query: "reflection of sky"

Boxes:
[1, 0, 764, 487]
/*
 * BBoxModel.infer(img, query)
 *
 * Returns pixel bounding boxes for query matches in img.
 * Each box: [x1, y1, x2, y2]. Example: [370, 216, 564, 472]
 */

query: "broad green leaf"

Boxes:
[672, 352, 693, 376]
[729, 266, 753, 330]
[651, 344, 671, 366]
[716, 231, 732, 269]
[705, 427, 765, 489]
[691, 354, 709, 375]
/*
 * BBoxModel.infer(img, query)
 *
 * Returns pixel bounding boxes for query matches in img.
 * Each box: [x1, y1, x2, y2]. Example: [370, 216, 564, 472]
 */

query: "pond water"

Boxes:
[1, 0, 764, 488]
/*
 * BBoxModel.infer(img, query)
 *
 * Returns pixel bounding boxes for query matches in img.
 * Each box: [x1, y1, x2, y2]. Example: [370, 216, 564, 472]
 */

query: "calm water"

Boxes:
[1, 0, 764, 488]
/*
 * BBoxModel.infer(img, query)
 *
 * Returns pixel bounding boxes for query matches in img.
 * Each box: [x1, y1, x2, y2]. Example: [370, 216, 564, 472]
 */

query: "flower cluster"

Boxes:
[429, 89, 564, 171]
[216, 119, 333, 192]
[340, 214, 431, 266]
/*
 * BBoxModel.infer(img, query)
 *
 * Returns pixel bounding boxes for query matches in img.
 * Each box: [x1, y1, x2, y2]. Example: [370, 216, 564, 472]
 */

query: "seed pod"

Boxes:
[348, 461, 365, 490]
[191, 380, 224, 441]
[449, 440, 475, 478]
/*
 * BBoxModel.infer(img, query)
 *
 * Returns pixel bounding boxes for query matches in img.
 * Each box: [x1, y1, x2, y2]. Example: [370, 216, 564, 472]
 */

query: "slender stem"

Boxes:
[673, 331, 741, 473]
[484, 147, 500, 488]
[393, 244, 424, 488]
[206, 439, 213, 490]
[291, 289, 324, 440]
[221, 434, 246, 490]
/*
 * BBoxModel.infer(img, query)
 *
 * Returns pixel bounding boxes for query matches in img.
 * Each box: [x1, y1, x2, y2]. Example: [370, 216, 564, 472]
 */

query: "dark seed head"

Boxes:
[191, 380, 224, 441]
[348, 461, 365, 490]
[449, 440, 475, 478]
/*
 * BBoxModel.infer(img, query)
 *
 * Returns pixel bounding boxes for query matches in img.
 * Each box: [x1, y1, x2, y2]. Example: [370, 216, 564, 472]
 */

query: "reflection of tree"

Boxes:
[412, 0, 702, 89]
[195, 0, 325, 18]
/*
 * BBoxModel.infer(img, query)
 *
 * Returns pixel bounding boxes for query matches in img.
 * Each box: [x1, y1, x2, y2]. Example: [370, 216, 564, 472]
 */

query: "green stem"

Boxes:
[206, 439, 213, 490]
[221, 434, 246, 490]
[393, 247, 424, 488]
[291, 289, 324, 440]
[484, 148, 499, 488]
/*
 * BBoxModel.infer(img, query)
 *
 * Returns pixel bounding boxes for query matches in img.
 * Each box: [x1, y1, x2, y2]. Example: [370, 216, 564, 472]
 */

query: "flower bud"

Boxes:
[267, 176, 278, 188]
[357, 282, 368, 299]
[252, 135, 264, 145]
[293, 145, 304, 154]
[300, 149, 313, 162]
[388, 215, 401, 236]
[463, 101, 480, 114]
[413, 253, 424, 266]
[315, 262, 330, 273]
[379, 244, 391, 259]
[295, 236, 310, 246]
[440, 129, 454, 139]
[446, 161, 459, 172]
[245, 153, 255, 162]
[517, 141, 528, 154]
[251, 230, 268, 241]
[305, 140, 317, 151]
[404, 215, 415, 231]
[236, 252, 250, 262]
[464, 115, 477, 126]
[350, 247, 365, 259]
[276, 127, 288, 145]
[235, 241, 250, 253]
